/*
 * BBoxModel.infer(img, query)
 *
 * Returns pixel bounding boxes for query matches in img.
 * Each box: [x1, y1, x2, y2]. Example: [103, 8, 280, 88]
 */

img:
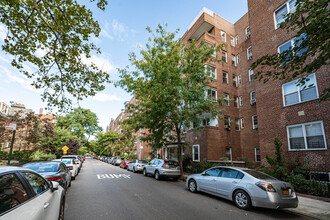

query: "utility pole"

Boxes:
[6, 122, 17, 165]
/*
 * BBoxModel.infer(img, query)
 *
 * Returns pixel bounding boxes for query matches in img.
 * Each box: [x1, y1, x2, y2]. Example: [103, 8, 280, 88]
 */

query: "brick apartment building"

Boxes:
[108, 0, 329, 172]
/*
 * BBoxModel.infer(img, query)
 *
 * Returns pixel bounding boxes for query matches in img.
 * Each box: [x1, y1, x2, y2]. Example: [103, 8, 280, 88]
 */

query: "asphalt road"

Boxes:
[64, 159, 314, 220]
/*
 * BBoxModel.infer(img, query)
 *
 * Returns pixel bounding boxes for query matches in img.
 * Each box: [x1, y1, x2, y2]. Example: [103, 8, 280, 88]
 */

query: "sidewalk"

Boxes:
[285, 194, 330, 220]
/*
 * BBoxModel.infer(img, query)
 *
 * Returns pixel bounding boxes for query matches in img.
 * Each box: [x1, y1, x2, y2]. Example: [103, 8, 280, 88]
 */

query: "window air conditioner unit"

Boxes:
[250, 99, 256, 105]
[225, 124, 231, 131]
[246, 34, 250, 39]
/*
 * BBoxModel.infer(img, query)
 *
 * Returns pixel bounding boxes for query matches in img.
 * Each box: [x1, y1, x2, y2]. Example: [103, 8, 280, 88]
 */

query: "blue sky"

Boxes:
[0, 0, 248, 131]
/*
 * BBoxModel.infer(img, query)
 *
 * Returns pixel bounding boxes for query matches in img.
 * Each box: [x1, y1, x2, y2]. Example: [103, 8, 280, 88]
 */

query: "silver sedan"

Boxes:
[186, 166, 298, 210]
[127, 159, 148, 173]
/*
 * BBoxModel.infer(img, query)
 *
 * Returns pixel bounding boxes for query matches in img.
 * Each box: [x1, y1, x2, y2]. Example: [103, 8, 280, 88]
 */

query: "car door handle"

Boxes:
[232, 181, 238, 184]
[44, 202, 50, 209]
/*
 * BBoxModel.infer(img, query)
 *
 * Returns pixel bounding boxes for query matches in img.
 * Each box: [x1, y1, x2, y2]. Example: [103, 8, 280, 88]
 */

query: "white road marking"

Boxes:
[97, 174, 131, 179]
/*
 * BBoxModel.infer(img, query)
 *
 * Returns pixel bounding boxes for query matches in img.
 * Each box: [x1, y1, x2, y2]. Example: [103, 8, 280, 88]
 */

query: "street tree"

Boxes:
[93, 131, 119, 155]
[251, 0, 330, 101]
[56, 108, 102, 141]
[0, 0, 110, 111]
[117, 25, 223, 177]
[118, 122, 137, 155]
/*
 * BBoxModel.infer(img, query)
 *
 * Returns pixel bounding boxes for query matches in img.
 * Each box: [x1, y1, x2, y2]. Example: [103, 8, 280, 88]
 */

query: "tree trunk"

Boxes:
[176, 125, 184, 179]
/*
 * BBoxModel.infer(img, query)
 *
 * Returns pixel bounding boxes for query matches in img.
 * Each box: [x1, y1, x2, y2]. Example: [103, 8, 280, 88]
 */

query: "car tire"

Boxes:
[233, 190, 252, 210]
[143, 169, 147, 176]
[133, 167, 136, 173]
[58, 198, 65, 220]
[154, 171, 160, 180]
[68, 180, 71, 187]
[72, 176, 75, 180]
[188, 179, 197, 193]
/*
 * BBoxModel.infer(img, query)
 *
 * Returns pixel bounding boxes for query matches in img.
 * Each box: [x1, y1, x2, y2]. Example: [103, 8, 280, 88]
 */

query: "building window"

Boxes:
[232, 55, 236, 66]
[282, 74, 318, 106]
[230, 36, 235, 46]
[223, 71, 228, 84]
[192, 145, 200, 162]
[235, 119, 240, 131]
[274, 0, 297, 29]
[247, 47, 252, 60]
[250, 91, 256, 105]
[205, 65, 216, 79]
[235, 35, 239, 44]
[237, 54, 240, 64]
[278, 34, 308, 58]
[248, 69, 254, 81]
[255, 147, 261, 162]
[223, 93, 229, 106]
[221, 31, 226, 42]
[207, 43, 216, 57]
[202, 118, 210, 126]
[239, 96, 243, 106]
[245, 26, 251, 39]
[287, 121, 326, 150]
[238, 75, 242, 84]
[234, 96, 239, 108]
[222, 50, 227, 63]
[225, 147, 232, 161]
[252, 115, 258, 129]
[233, 75, 237, 87]
[224, 116, 230, 128]
[240, 118, 244, 129]
[206, 88, 217, 101]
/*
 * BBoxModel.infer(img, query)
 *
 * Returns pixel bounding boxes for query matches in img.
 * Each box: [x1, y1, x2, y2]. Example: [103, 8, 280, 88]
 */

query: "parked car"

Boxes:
[119, 159, 131, 169]
[111, 157, 120, 165]
[22, 161, 71, 190]
[0, 166, 65, 220]
[143, 159, 180, 180]
[127, 159, 148, 173]
[114, 157, 124, 166]
[186, 166, 299, 210]
[107, 157, 115, 164]
[54, 159, 79, 180]
[61, 155, 82, 171]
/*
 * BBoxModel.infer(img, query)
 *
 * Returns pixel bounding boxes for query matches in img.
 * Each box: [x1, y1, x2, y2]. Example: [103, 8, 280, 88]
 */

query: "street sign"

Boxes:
[5, 122, 17, 130]
[62, 145, 69, 155]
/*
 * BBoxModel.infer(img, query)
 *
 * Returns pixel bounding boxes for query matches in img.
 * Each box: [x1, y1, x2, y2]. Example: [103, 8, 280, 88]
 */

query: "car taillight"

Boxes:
[67, 166, 73, 170]
[162, 161, 166, 167]
[75, 160, 79, 163]
[137, 164, 140, 167]
[256, 182, 276, 192]
[47, 177, 62, 181]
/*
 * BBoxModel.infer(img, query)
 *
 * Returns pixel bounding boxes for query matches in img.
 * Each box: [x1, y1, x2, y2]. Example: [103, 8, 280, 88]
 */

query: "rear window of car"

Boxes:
[61, 160, 72, 165]
[139, 160, 147, 163]
[166, 161, 179, 166]
[244, 170, 277, 180]
[62, 157, 76, 160]
[23, 164, 58, 172]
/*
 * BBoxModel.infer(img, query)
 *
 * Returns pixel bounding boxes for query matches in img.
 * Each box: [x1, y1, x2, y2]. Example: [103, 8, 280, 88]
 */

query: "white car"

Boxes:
[0, 166, 65, 220]
[54, 159, 79, 180]
[61, 155, 82, 171]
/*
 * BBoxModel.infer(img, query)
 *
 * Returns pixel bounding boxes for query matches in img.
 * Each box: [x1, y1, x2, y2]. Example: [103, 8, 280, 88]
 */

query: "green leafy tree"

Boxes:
[0, 0, 110, 111]
[57, 108, 102, 141]
[251, 0, 329, 101]
[93, 131, 119, 155]
[117, 25, 223, 177]
[118, 122, 137, 155]
[265, 137, 288, 180]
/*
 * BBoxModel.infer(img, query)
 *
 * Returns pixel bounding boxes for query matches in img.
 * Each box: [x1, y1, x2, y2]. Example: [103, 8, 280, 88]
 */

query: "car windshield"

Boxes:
[62, 157, 76, 160]
[244, 170, 277, 180]
[23, 163, 58, 172]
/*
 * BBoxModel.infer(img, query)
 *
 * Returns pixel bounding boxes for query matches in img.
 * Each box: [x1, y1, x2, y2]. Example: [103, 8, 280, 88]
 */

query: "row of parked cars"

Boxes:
[0, 155, 86, 220]
[96, 156, 299, 210]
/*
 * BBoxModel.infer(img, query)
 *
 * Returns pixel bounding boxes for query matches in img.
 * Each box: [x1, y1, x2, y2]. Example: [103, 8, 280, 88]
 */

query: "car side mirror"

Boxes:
[201, 172, 208, 176]
[51, 181, 59, 192]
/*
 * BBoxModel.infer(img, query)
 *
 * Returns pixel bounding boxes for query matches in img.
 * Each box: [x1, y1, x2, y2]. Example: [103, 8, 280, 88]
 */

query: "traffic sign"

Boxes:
[5, 122, 17, 130]
[62, 145, 69, 151]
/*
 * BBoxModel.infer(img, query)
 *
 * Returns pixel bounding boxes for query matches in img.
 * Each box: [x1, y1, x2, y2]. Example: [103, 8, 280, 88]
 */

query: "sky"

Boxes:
[0, 0, 248, 131]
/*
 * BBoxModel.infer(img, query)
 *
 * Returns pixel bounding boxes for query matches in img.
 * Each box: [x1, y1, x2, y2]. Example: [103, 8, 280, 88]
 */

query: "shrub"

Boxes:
[30, 151, 56, 161]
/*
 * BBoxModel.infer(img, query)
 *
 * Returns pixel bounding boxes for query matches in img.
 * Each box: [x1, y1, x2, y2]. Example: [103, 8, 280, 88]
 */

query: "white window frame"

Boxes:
[238, 75, 242, 84]
[221, 31, 226, 42]
[234, 96, 239, 108]
[233, 75, 237, 87]
[237, 54, 240, 64]
[232, 55, 236, 66]
[255, 147, 261, 162]
[230, 35, 235, 46]
[207, 43, 216, 57]
[206, 88, 217, 101]
[192, 144, 200, 162]
[235, 119, 240, 131]
[222, 50, 227, 63]
[248, 69, 254, 81]
[245, 26, 251, 39]
[223, 93, 229, 106]
[240, 118, 244, 129]
[252, 115, 258, 129]
[225, 147, 232, 161]
[287, 121, 327, 151]
[282, 73, 319, 107]
[205, 64, 217, 79]
[239, 96, 243, 106]
[250, 91, 256, 104]
[223, 71, 228, 84]
[274, 0, 297, 29]
[247, 47, 252, 60]
[235, 35, 239, 45]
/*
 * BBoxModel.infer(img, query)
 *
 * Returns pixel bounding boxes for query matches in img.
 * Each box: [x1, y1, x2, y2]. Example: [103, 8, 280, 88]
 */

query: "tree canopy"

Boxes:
[251, 0, 329, 101]
[117, 25, 223, 176]
[0, 0, 110, 111]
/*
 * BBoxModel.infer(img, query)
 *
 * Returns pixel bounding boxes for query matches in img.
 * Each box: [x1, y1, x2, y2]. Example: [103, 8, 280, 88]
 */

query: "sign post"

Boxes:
[62, 145, 69, 155]
[6, 122, 17, 165]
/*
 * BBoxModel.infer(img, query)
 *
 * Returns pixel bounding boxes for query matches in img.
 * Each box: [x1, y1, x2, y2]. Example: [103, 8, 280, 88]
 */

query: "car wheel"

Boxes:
[188, 179, 197, 193]
[58, 198, 65, 220]
[68, 180, 71, 187]
[155, 171, 160, 180]
[234, 190, 252, 210]
[72, 176, 75, 180]
[143, 169, 147, 176]
[133, 167, 136, 173]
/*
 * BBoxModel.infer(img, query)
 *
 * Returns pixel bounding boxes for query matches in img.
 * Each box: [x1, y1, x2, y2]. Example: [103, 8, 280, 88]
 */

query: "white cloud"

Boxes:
[81, 54, 116, 72]
[0, 54, 10, 63]
[92, 93, 124, 102]
[100, 20, 136, 42]
[0, 24, 7, 41]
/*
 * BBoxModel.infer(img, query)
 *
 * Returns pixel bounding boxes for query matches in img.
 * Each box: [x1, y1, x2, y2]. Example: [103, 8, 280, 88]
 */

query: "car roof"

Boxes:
[23, 161, 60, 165]
[209, 166, 250, 171]
[0, 166, 36, 174]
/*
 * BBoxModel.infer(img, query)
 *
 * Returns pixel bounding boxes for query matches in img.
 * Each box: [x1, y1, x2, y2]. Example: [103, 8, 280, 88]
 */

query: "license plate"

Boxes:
[282, 189, 289, 195]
